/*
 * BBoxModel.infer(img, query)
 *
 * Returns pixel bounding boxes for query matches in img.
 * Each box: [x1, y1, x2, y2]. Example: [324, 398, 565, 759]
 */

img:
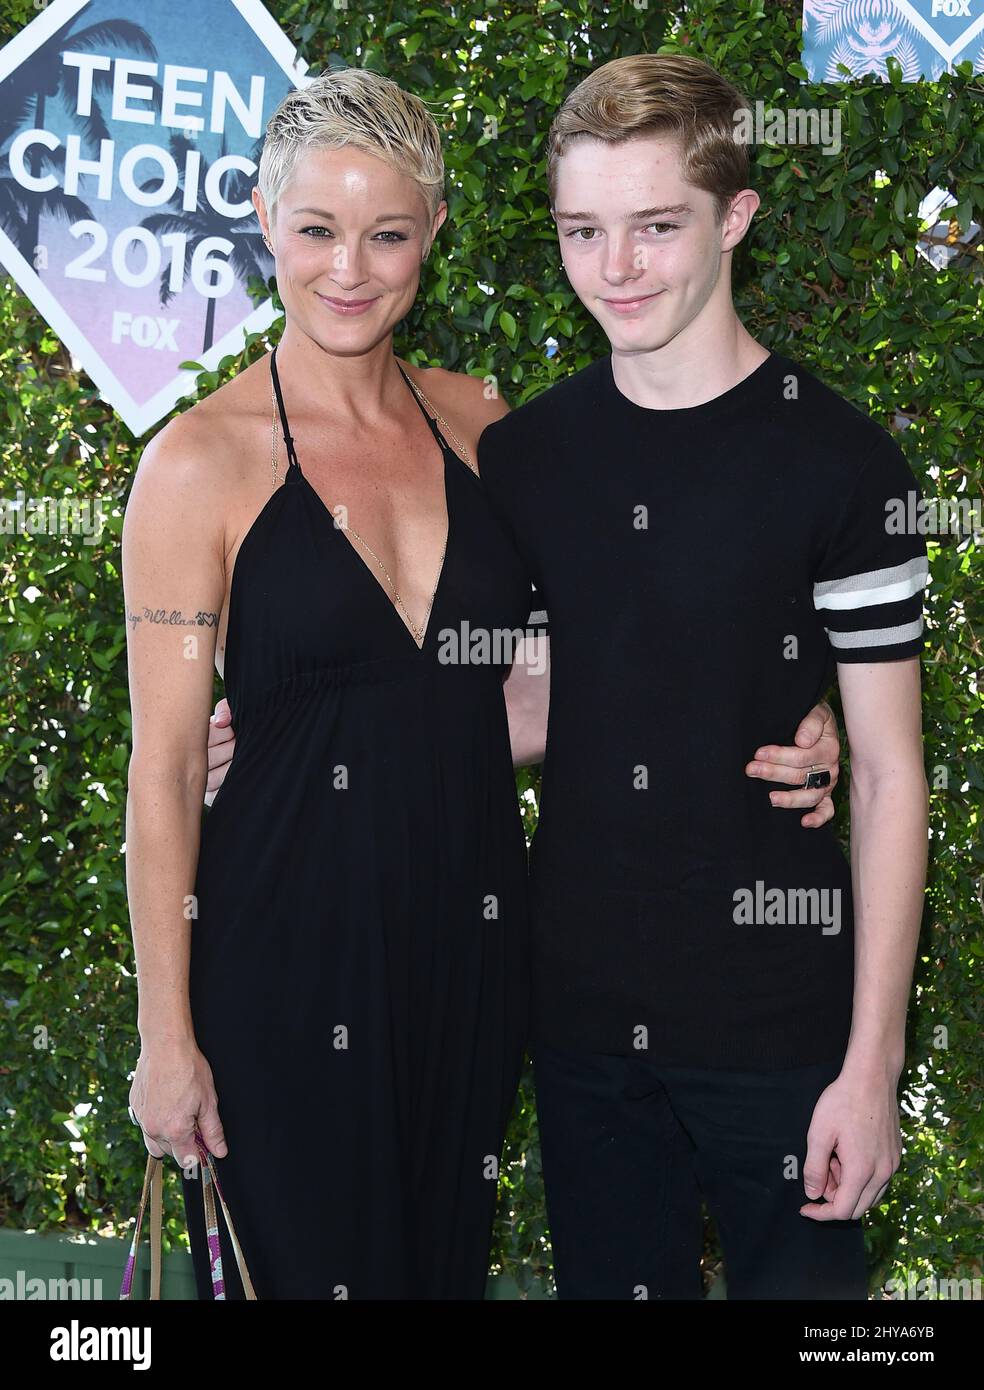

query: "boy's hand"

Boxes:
[745, 700, 841, 828]
[205, 697, 236, 806]
[799, 1070, 901, 1221]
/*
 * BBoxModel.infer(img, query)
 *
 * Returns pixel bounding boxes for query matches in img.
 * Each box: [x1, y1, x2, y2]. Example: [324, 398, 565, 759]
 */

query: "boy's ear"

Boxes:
[721, 188, 759, 251]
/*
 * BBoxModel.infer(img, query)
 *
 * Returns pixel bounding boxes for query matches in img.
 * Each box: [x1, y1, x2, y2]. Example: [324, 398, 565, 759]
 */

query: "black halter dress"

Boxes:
[180, 345, 532, 1299]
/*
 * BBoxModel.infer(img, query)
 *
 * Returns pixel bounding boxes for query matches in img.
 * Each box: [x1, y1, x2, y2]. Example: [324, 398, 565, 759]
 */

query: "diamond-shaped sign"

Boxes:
[0, 0, 310, 435]
[803, 0, 984, 81]
[892, 0, 984, 64]
[895, 0, 984, 62]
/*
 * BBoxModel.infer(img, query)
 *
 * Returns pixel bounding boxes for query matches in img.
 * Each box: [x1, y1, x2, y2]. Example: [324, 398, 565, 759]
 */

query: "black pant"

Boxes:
[533, 1044, 868, 1300]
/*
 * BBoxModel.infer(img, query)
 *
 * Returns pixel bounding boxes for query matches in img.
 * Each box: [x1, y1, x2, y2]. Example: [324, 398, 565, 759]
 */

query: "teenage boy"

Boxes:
[475, 54, 928, 1299]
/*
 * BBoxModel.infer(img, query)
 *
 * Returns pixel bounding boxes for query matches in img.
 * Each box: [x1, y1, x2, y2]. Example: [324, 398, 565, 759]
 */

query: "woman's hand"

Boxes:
[129, 1039, 229, 1169]
[205, 697, 237, 806]
[745, 699, 841, 827]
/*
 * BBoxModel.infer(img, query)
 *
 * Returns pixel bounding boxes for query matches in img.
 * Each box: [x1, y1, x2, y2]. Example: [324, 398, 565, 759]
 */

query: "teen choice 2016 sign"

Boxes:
[0, 0, 311, 435]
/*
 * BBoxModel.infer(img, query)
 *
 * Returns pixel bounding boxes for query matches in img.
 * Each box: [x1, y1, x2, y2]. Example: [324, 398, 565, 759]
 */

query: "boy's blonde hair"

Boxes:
[546, 54, 750, 223]
[257, 67, 445, 229]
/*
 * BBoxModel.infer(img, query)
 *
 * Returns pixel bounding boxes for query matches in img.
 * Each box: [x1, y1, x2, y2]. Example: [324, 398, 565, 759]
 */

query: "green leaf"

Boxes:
[952, 201, 973, 235]
[528, 306, 551, 345]
[459, 171, 484, 203]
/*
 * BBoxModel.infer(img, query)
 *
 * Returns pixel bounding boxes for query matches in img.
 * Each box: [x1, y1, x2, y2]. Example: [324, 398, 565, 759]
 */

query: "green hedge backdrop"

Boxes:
[1, 0, 981, 1298]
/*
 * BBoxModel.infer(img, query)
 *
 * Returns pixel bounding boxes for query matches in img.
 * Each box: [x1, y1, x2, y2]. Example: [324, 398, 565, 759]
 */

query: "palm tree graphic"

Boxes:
[140, 132, 273, 355]
[0, 15, 156, 267]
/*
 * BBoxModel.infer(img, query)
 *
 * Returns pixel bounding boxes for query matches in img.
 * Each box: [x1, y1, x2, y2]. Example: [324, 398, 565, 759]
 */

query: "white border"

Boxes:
[0, 0, 90, 84]
[232, 0, 316, 89]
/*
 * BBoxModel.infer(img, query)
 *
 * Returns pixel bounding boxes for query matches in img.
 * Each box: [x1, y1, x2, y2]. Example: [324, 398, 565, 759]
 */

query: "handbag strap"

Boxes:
[119, 1147, 158, 1299]
[120, 1128, 256, 1299]
[196, 1129, 257, 1299]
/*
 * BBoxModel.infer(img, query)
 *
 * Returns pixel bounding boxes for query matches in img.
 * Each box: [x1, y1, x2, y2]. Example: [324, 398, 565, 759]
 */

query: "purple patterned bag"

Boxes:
[119, 1126, 256, 1300]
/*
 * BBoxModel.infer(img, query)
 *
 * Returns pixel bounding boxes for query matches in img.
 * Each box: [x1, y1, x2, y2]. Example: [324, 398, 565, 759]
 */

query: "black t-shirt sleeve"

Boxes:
[478, 416, 549, 637]
[812, 431, 928, 663]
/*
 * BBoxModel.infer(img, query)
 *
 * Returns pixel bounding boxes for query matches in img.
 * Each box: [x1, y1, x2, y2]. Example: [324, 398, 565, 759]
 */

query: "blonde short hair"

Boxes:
[546, 54, 750, 223]
[257, 67, 445, 227]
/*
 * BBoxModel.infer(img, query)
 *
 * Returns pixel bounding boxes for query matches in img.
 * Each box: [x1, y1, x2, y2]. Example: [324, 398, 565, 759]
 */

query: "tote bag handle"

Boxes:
[119, 1126, 256, 1300]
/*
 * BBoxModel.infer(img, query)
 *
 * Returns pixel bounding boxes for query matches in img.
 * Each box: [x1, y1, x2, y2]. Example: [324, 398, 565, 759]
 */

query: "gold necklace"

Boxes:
[401, 368, 478, 476]
[270, 376, 283, 486]
[268, 375, 444, 647]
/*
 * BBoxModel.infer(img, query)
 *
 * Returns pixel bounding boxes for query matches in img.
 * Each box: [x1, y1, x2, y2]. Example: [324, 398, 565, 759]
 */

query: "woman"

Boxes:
[123, 67, 539, 1299]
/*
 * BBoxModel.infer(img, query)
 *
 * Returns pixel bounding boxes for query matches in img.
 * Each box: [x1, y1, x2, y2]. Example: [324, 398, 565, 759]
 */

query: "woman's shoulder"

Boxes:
[123, 368, 268, 573]
[134, 360, 266, 499]
[396, 360, 510, 460]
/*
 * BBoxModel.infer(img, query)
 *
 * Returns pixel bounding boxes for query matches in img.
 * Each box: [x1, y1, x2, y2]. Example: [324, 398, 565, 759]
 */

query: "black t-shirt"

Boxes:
[479, 349, 928, 1070]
